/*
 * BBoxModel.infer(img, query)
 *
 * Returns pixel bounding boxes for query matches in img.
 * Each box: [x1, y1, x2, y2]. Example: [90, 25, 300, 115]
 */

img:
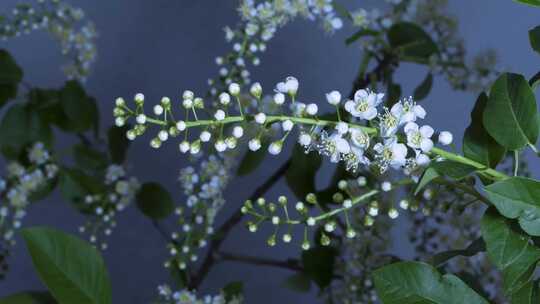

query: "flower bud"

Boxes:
[438, 131, 453, 145]
[254, 112, 266, 124]
[273, 92, 285, 105]
[306, 103, 318, 115]
[228, 83, 240, 96]
[326, 90, 341, 105]
[219, 92, 231, 105]
[182, 90, 194, 100]
[250, 82, 262, 98]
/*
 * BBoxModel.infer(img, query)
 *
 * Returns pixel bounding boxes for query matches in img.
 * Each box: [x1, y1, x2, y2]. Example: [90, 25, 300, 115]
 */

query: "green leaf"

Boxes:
[107, 125, 130, 164]
[0, 104, 53, 159]
[514, 0, 540, 7]
[463, 93, 506, 168]
[283, 273, 312, 293]
[286, 144, 322, 200]
[236, 142, 268, 176]
[345, 28, 379, 45]
[484, 177, 540, 236]
[374, 261, 489, 304]
[301, 246, 337, 290]
[413, 73, 433, 101]
[22, 227, 112, 304]
[59, 81, 99, 132]
[385, 82, 402, 108]
[510, 280, 540, 304]
[431, 238, 485, 268]
[387, 22, 438, 62]
[481, 210, 540, 295]
[0, 291, 56, 304]
[414, 167, 439, 195]
[530, 26, 540, 55]
[483, 73, 539, 150]
[136, 182, 174, 219]
[0, 49, 23, 107]
[431, 160, 476, 180]
[73, 144, 108, 171]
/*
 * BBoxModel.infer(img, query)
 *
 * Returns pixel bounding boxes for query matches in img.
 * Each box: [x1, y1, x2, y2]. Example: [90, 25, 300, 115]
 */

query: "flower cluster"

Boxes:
[113, 77, 453, 177]
[207, 0, 344, 98]
[347, 0, 498, 92]
[240, 175, 411, 250]
[156, 285, 243, 304]
[0, 0, 97, 80]
[0, 142, 58, 278]
[164, 154, 234, 270]
[77, 165, 140, 250]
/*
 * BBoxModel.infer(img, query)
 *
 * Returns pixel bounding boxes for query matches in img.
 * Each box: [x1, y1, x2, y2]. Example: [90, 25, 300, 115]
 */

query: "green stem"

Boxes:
[131, 113, 509, 182]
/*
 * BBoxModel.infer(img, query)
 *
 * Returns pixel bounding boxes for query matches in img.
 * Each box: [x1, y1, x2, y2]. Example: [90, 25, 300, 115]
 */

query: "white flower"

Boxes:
[306, 103, 318, 115]
[390, 97, 426, 124]
[134, 93, 145, 103]
[219, 92, 231, 105]
[374, 139, 408, 172]
[273, 92, 285, 105]
[416, 153, 431, 166]
[298, 133, 312, 146]
[214, 109, 226, 121]
[282, 120, 294, 132]
[249, 139, 261, 151]
[179, 141, 190, 153]
[228, 83, 240, 96]
[182, 90, 194, 100]
[199, 131, 211, 142]
[335, 122, 349, 135]
[284, 76, 299, 96]
[176, 120, 187, 131]
[438, 131, 453, 146]
[268, 141, 283, 155]
[326, 90, 341, 105]
[153, 105, 163, 115]
[214, 140, 227, 152]
[232, 126, 244, 138]
[136, 114, 146, 124]
[115, 117, 125, 127]
[158, 130, 168, 141]
[344, 89, 384, 120]
[250, 82, 262, 98]
[115, 97, 125, 107]
[379, 109, 400, 138]
[381, 181, 392, 192]
[182, 98, 193, 109]
[349, 128, 370, 149]
[327, 133, 351, 163]
[254, 112, 266, 124]
[404, 122, 434, 153]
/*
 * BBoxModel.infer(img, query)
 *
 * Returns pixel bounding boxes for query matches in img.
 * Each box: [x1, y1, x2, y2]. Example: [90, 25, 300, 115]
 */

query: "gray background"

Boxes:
[0, 0, 539, 303]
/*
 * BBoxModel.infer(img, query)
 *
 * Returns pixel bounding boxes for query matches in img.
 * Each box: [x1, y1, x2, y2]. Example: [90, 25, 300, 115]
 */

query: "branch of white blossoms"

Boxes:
[241, 176, 418, 249]
[113, 76, 506, 181]
[77, 164, 140, 251]
[0, 0, 97, 80]
[0, 142, 58, 277]
[156, 284, 243, 304]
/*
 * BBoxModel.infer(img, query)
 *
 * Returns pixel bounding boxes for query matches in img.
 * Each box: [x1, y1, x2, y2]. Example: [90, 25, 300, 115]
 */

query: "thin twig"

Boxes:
[188, 159, 292, 289]
[216, 250, 303, 272]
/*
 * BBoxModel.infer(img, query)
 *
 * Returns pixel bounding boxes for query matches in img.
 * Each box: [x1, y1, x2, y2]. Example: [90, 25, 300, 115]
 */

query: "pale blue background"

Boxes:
[0, 0, 539, 303]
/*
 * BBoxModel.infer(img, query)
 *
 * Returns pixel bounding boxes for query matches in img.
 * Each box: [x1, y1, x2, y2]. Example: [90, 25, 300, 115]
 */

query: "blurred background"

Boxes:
[0, 0, 539, 302]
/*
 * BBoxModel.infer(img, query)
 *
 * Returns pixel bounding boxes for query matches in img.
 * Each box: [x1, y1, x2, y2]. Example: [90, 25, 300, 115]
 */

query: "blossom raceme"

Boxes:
[113, 76, 452, 177]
